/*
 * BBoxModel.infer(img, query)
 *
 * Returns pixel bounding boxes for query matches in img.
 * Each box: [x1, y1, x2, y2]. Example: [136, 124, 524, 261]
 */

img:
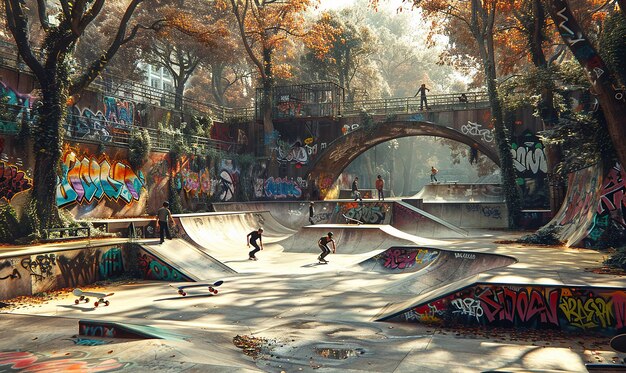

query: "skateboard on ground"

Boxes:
[610, 334, 626, 353]
[342, 214, 362, 225]
[171, 280, 224, 296]
[73, 288, 114, 307]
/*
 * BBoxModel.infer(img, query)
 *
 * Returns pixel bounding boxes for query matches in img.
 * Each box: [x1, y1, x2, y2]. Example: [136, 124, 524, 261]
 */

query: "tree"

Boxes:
[546, 0, 626, 170]
[224, 0, 313, 139]
[302, 10, 380, 101]
[3, 0, 156, 231]
[411, 0, 521, 227]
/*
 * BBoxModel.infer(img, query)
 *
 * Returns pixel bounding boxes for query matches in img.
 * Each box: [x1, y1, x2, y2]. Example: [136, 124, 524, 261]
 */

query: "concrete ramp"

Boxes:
[392, 201, 467, 238]
[79, 319, 187, 341]
[140, 239, 236, 281]
[275, 224, 442, 254]
[411, 183, 504, 203]
[212, 202, 337, 228]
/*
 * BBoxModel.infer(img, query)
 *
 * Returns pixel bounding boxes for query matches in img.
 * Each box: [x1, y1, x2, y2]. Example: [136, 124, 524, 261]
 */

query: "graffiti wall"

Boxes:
[360, 247, 439, 273]
[384, 283, 626, 336]
[511, 130, 549, 209]
[331, 202, 392, 224]
[550, 166, 601, 246]
[585, 162, 626, 247]
[137, 249, 190, 282]
[0, 245, 133, 300]
[172, 156, 241, 206]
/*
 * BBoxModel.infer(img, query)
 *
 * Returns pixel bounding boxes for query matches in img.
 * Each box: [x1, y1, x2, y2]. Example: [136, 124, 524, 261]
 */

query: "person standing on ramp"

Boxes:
[156, 201, 173, 244]
[317, 232, 336, 263]
[309, 202, 316, 225]
[247, 228, 264, 260]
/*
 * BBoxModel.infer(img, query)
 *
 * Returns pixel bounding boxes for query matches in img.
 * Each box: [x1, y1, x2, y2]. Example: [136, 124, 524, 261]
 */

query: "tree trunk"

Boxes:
[211, 63, 226, 106]
[261, 46, 275, 156]
[32, 74, 66, 230]
[528, 0, 564, 214]
[174, 81, 185, 111]
[478, 31, 522, 228]
[548, 0, 626, 169]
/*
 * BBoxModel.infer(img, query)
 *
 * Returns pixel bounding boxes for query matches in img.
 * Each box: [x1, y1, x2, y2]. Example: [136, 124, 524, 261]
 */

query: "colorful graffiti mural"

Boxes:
[586, 162, 626, 246]
[376, 247, 439, 270]
[0, 161, 32, 201]
[549, 165, 603, 247]
[254, 177, 304, 199]
[335, 202, 391, 224]
[388, 283, 626, 335]
[511, 130, 549, 208]
[0, 81, 34, 134]
[137, 251, 189, 282]
[56, 150, 146, 208]
[66, 97, 135, 142]
[0, 351, 129, 372]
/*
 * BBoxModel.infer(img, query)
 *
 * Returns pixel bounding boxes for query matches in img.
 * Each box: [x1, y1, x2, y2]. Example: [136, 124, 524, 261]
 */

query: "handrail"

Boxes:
[0, 101, 240, 153]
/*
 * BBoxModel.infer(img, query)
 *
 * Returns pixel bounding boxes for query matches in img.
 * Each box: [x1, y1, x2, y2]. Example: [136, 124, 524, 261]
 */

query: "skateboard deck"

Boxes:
[72, 288, 114, 307]
[342, 214, 362, 225]
[171, 280, 224, 296]
[610, 334, 626, 353]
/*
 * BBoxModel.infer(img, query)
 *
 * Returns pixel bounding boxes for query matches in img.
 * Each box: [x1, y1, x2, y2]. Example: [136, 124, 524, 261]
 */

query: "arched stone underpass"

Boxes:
[307, 120, 501, 199]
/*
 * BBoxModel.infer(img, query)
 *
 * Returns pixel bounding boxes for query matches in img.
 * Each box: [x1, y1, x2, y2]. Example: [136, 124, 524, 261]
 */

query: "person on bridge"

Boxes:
[414, 84, 430, 110]
[430, 166, 439, 183]
[375, 175, 385, 201]
[156, 201, 174, 244]
[318, 232, 337, 263]
[309, 202, 316, 225]
[247, 228, 264, 260]
[352, 177, 363, 202]
[459, 93, 468, 103]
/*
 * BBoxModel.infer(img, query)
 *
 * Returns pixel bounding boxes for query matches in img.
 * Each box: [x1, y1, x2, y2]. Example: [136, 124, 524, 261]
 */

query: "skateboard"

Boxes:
[72, 288, 114, 307]
[342, 214, 362, 225]
[610, 334, 626, 353]
[171, 280, 224, 296]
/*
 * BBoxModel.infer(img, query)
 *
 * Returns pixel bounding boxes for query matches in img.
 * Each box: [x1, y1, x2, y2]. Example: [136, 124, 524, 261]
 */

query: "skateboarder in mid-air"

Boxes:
[247, 228, 264, 260]
[317, 232, 336, 263]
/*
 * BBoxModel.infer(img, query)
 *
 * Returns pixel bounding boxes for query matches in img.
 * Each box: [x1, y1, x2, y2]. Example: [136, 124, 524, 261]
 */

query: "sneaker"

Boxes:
[249, 257, 255, 260]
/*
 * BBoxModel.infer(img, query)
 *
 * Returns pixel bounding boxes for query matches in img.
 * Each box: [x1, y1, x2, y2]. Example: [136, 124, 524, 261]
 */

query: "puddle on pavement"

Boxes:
[314, 347, 363, 360]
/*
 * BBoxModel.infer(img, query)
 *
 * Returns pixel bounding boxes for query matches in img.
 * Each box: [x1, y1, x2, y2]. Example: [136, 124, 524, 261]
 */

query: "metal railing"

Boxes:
[0, 40, 255, 122]
[341, 91, 490, 116]
[0, 102, 240, 153]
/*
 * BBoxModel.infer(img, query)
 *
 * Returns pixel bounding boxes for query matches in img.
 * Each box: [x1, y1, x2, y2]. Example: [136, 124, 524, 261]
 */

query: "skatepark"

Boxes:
[1, 183, 625, 372]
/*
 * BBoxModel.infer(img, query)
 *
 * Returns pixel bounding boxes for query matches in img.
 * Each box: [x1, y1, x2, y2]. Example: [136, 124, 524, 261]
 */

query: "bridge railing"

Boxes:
[0, 101, 240, 153]
[341, 91, 490, 116]
[0, 40, 255, 123]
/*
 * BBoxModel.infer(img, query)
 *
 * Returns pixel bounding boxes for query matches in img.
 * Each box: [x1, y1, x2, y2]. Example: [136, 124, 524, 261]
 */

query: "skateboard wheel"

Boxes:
[105, 301, 110, 306]
[85, 298, 89, 303]
[182, 292, 187, 296]
[208, 287, 214, 292]
[74, 299, 79, 304]
[213, 290, 218, 294]
[94, 301, 99, 307]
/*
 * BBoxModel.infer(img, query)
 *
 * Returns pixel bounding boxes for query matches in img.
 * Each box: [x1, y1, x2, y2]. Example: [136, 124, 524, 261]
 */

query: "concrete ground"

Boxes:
[1, 229, 626, 372]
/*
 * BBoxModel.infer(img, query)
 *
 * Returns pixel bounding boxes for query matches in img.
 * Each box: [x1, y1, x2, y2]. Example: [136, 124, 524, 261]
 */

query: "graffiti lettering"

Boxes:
[559, 296, 612, 329]
[262, 177, 302, 199]
[20, 254, 56, 281]
[343, 203, 387, 224]
[138, 252, 188, 281]
[0, 161, 32, 201]
[511, 139, 547, 175]
[597, 163, 625, 226]
[0, 260, 20, 281]
[57, 251, 99, 287]
[465, 204, 502, 219]
[478, 287, 559, 326]
[454, 252, 476, 260]
[451, 298, 484, 321]
[80, 325, 116, 338]
[56, 151, 145, 208]
[383, 249, 418, 270]
[461, 121, 493, 143]
[103, 96, 134, 128]
[99, 248, 124, 279]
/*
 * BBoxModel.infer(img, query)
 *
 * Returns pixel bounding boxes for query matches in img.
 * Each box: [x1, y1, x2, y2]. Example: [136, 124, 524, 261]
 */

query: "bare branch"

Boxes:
[4, 0, 46, 79]
[36, 0, 51, 31]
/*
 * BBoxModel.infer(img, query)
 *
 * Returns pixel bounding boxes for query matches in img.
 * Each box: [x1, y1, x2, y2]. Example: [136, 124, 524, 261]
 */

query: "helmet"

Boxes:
[327, 232, 333, 237]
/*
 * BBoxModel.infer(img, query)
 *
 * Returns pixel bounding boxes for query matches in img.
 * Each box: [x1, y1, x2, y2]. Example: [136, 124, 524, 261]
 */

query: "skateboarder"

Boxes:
[247, 228, 264, 260]
[317, 232, 336, 263]
[309, 202, 315, 225]
[375, 175, 384, 201]
[430, 166, 438, 183]
[156, 201, 173, 244]
[352, 177, 363, 202]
